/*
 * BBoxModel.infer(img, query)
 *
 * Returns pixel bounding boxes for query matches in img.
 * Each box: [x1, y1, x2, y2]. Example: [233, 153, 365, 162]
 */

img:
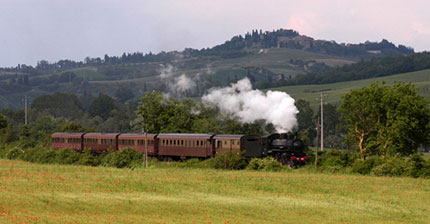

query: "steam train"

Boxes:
[52, 132, 308, 167]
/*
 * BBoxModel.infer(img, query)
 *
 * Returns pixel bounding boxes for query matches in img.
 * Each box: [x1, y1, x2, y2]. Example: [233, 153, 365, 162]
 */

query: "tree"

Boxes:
[115, 86, 135, 103]
[31, 93, 85, 120]
[339, 82, 430, 159]
[138, 91, 169, 133]
[295, 99, 316, 144]
[0, 113, 7, 130]
[89, 93, 117, 120]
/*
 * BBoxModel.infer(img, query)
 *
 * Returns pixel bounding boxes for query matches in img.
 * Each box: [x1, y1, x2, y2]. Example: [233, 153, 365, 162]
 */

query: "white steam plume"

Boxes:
[171, 74, 196, 93]
[202, 78, 298, 132]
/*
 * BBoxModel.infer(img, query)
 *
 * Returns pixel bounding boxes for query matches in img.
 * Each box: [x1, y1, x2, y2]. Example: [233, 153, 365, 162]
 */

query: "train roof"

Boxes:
[118, 133, 157, 138]
[213, 134, 244, 140]
[157, 133, 214, 140]
[52, 132, 85, 137]
[84, 133, 119, 138]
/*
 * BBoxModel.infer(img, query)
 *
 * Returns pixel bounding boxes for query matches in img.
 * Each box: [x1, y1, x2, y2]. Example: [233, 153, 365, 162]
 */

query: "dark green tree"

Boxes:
[89, 93, 117, 120]
[114, 86, 135, 103]
[31, 93, 85, 119]
[0, 113, 7, 130]
[339, 82, 430, 159]
[295, 99, 316, 144]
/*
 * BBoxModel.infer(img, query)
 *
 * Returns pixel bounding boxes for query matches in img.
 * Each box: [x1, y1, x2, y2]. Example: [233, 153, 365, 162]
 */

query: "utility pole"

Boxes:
[320, 92, 325, 152]
[315, 116, 320, 169]
[145, 124, 148, 168]
[24, 95, 28, 125]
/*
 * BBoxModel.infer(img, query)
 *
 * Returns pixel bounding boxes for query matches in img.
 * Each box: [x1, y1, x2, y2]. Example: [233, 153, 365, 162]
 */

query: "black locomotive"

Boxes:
[261, 133, 308, 167]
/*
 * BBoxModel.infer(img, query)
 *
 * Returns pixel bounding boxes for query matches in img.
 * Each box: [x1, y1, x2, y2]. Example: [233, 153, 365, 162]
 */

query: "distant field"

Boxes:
[272, 69, 430, 109]
[1, 159, 429, 223]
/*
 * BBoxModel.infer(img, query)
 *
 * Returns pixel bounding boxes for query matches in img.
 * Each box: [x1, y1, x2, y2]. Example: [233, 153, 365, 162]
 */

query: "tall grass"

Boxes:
[0, 159, 429, 223]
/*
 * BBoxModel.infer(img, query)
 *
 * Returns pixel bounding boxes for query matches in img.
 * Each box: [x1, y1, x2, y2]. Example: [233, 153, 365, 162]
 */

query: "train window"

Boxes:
[181, 140, 184, 146]
[196, 141, 199, 146]
[224, 141, 227, 145]
[217, 140, 221, 148]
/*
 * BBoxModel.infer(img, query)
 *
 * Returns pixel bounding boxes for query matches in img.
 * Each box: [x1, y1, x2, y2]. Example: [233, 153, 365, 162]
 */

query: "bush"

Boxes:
[351, 156, 384, 175]
[213, 151, 247, 170]
[406, 154, 426, 178]
[19, 146, 51, 163]
[77, 149, 102, 166]
[37, 147, 57, 164]
[6, 147, 23, 160]
[370, 157, 406, 177]
[420, 160, 430, 177]
[55, 148, 81, 165]
[317, 150, 356, 172]
[247, 157, 283, 171]
[102, 148, 143, 168]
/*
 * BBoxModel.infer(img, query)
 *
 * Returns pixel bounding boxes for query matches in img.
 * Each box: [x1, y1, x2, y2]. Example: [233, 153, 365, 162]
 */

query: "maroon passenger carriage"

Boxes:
[51, 132, 85, 151]
[83, 133, 119, 154]
[118, 133, 158, 155]
[157, 133, 214, 159]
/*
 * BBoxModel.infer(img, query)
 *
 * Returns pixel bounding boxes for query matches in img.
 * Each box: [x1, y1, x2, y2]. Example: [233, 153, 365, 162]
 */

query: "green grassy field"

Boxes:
[272, 69, 430, 109]
[1, 159, 429, 223]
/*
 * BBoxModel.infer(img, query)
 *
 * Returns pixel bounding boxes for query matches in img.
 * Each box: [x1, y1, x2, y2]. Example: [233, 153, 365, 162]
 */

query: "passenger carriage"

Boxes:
[118, 133, 158, 155]
[83, 133, 119, 153]
[157, 133, 214, 159]
[51, 132, 84, 151]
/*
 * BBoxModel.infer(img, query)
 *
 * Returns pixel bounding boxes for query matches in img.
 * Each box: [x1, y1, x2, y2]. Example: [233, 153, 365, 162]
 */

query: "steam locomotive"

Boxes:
[52, 132, 308, 167]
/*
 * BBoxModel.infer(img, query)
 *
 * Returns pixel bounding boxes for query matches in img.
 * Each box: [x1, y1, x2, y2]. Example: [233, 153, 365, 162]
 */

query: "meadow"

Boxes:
[1, 159, 429, 223]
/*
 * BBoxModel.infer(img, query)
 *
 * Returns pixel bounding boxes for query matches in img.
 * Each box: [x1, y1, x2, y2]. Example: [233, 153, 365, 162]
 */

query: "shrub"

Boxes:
[55, 148, 81, 165]
[213, 151, 247, 170]
[317, 150, 356, 172]
[6, 147, 24, 160]
[370, 157, 406, 177]
[351, 156, 384, 175]
[37, 147, 57, 164]
[421, 160, 430, 177]
[102, 148, 143, 168]
[247, 157, 283, 171]
[19, 146, 51, 163]
[77, 149, 102, 166]
[406, 154, 426, 178]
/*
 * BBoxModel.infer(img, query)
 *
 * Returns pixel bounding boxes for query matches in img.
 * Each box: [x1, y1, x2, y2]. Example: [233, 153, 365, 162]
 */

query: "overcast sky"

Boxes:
[0, 0, 429, 67]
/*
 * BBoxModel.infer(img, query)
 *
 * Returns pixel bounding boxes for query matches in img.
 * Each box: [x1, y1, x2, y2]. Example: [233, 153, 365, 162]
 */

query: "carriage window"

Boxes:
[217, 140, 221, 148]
[196, 141, 199, 146]
[181, 140, 184, 146]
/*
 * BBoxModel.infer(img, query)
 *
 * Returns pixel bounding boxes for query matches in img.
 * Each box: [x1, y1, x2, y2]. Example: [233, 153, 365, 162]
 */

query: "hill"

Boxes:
[272, 69, 430, 109]
[0, 29, 417, 109]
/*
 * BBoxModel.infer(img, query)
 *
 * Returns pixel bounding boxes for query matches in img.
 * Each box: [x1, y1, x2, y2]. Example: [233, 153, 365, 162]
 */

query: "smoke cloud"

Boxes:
[158, 63, 200, 97]
[202, 78, 298, 132]
[172, 74, 196, 93]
